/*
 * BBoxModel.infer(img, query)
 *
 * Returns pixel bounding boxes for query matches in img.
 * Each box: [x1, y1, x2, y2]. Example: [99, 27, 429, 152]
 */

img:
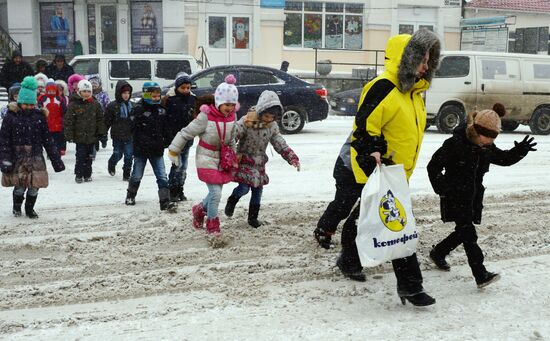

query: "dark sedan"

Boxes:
[329, 87, 362, 116]
[134, 65, 329, 134]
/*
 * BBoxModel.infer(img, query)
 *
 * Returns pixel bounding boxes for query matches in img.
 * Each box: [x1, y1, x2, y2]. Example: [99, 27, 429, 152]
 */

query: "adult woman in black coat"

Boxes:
[427, 103, 536, 288]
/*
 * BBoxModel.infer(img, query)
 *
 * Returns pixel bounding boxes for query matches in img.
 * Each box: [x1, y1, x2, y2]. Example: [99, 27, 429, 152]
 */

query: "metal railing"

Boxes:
[313, 47, 385, 84]
[0, 25, 22, 59]
[196, 45, 210, 70]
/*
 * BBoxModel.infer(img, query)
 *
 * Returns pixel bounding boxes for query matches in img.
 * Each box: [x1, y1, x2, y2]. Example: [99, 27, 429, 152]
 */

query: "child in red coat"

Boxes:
[38, 80, 67, 155]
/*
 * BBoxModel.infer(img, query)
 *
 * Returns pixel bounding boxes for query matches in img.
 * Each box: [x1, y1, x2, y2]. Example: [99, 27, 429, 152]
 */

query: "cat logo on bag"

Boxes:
[378, 190, 407, 232]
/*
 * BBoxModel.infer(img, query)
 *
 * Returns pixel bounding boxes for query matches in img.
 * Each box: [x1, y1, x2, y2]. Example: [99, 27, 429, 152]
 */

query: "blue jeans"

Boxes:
[168, 140, 192, 188]
[232, 183, 263, 206]
[130, 156, 169, 189]
[202, 183, 223, 219]
[75, 143, 95, 178]
[14, 186, 38, 197]
[109, 139, 133, 173]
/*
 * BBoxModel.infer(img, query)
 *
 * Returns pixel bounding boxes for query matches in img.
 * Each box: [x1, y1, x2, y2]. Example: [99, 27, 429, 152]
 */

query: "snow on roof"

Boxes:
[465, 0, 550, 13]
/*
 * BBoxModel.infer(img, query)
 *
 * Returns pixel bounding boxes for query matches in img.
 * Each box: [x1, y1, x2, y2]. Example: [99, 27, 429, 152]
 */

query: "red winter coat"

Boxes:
[38, 94, 66, 133]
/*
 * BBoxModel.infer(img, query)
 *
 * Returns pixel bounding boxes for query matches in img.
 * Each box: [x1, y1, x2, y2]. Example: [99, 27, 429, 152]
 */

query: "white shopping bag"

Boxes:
[356, 164, 419, 267]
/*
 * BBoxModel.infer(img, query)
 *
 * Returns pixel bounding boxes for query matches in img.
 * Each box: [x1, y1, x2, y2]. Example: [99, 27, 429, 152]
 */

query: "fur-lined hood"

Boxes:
[7, 102, 48, 117]
[384, 29, 441, 93]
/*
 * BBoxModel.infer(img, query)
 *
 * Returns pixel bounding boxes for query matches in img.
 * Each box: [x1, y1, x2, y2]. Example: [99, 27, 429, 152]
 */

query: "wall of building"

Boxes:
[465, 8, 550, 30]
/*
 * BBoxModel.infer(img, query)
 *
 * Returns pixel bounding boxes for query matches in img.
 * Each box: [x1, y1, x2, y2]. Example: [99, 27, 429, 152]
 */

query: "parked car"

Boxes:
[427, 50, 550, 135]
[133, 65, 329, 134]
[329, 88, 361, 116]
[69, 54, 199, 99]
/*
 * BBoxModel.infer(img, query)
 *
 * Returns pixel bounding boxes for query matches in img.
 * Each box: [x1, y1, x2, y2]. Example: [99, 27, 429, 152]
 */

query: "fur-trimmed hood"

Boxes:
[7, 102, 48, 117]
[384, 29, 441, 93]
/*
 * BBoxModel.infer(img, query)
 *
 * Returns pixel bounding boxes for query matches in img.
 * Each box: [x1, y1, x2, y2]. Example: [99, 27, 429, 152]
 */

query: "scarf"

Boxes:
[120, 101, 132, 118]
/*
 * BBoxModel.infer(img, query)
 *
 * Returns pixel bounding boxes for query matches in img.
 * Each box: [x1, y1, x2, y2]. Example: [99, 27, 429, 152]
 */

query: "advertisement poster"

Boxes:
[131, 1, 163, 53]
[40, 2, 75, 54]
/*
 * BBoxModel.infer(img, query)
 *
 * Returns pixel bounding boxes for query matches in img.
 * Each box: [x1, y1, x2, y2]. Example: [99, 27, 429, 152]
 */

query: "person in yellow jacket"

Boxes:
[314, 29, 441, 306]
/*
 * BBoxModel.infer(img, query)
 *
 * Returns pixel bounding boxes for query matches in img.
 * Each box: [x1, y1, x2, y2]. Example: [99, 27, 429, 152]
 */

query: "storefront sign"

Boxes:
[261, 0, 285, 8]
[39, 2, 75, 54]
[131, 1, 163, 53]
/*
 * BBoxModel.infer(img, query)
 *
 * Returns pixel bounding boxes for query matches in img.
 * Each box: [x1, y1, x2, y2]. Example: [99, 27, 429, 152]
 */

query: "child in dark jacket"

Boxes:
[0, 76, 65, 218]
[224, 90, 300, 227]
[1, 83, 20, 122]
[105, 80, 134, 181]
[64, 79, 106, 183]
[38, 79, 67, 155]
[427, 103, 537, 288]
[125, 82, 175, 212]
[164, 72, 196, 202]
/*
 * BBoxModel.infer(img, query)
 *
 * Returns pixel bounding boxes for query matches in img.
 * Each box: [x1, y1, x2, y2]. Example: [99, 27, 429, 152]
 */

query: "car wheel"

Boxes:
[279, 106, 306, 134]
[501, 120, 520, 132]
[436, 105, 464, 134]
[529, 108, 550, 135]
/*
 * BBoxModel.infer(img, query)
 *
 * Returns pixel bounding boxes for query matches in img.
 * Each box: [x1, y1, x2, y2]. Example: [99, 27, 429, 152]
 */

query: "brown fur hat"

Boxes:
[193, 94, 215, 119]
[466, 103, 506, 141]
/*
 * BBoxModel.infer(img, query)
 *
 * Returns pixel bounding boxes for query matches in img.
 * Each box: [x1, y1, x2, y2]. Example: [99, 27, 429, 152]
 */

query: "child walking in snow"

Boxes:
[124, 82, 175, 212]
[224, 90, 300, 227]
[0, 76, 65, 218]
[105, 80, 134, 181]
[168, 74, 238, 237]
[427, 103, 537, 288]
[164, 72, 196, 202]
[64, 79, 106, 183]
[38, 79, 67, 156]
[1, 83, 20, 123]
[88, 74, 109, 150]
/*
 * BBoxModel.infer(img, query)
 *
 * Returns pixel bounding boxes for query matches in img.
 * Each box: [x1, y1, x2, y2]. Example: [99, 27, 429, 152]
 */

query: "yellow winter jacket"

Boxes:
[350, 32, 439, 183]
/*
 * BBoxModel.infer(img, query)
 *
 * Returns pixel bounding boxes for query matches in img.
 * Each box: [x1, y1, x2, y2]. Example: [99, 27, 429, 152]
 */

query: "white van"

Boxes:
[426, 51, 550, 135]
[68, 54, 199, 99]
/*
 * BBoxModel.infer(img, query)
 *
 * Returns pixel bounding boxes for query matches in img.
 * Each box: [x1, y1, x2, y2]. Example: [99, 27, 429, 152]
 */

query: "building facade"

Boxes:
[0, 0, 462, 71]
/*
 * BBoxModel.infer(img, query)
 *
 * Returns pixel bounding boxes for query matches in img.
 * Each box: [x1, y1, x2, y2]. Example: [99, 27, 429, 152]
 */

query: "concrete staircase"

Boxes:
[0, 57, 8, 104]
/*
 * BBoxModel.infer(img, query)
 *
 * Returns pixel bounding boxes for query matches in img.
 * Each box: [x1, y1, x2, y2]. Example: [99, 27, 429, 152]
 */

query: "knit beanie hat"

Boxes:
[45, 79, 57, 95]
[87, 74, 102, 87]
[214, 74, 238, 109]
[68, 74, 86, 93]
[175, 72, 192, 88]
[469, 103, 506, 138]
[78, 79, 93, 93]
[17, 76, 38, 105]
[34, 73, 48, 88]
[142, 81, 161, 104]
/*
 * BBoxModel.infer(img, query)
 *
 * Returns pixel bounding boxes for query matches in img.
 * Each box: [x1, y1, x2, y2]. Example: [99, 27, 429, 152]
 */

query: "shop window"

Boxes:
[283, 2, 363, 49]
[130, 1, 163, 53]
[156, 60, 192, 79]
[209, 16, 227, 48]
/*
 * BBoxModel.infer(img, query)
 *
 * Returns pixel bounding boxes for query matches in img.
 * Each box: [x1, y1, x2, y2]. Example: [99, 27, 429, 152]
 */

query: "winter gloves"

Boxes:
[514, 135, 537, 157]
[168, 149, 180, 166]
[356, 154, 377, 176]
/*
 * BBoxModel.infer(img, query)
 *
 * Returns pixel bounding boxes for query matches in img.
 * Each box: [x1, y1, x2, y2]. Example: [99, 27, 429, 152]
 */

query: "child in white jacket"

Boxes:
[168, 75, 238, 237]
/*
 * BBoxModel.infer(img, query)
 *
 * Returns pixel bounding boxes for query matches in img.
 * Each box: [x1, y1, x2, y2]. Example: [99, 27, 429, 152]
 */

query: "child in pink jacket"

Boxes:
[168, 75, 238, 237]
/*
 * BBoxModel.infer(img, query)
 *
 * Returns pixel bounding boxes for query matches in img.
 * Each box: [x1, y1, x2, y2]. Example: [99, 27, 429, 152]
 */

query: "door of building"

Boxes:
[87, 4, 118, 54]
[207, 15, 251, 66]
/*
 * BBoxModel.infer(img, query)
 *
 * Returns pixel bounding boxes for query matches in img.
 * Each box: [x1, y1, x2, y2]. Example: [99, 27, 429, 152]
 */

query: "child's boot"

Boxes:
[247, 204, 262, 228]
[125, 181, 140, 205]
[206, 217, 221, 236]
[224, 195, 240, 217]
[122, 168, 131, 182]
[108, 163, 116, 176]
[476, 271, 501, 288]
[192, 203, 206, 229]
[159, 188, 176, 212]
[12, 193, 24, 217]
[25, 194, 39, 219]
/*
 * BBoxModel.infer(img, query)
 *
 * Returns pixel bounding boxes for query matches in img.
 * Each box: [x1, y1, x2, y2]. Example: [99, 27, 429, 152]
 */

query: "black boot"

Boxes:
[392, 253, 427, 299]
[125, 181, 139, 205]
[169, 186, 180, 202]
[178, 187, 187, 201]
[224, 195, 240, 217]
[248, 204, 262, 228]
[12, 193, 24, 217]
[336, 255, 366, 282]
[159, 188, 177, 212]
[476, 271, 501, 288]
[429, 247, 451, 271]
[25, 194, 39, 219]
[122, 168, 131, 182]
[314, 227, 335, 249]
[108, 163, 116, 176]
[400, 292, 436, 306]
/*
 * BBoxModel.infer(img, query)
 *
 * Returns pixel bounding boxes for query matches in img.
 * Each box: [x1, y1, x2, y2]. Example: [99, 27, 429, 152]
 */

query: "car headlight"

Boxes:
[345, 97, 356, 104]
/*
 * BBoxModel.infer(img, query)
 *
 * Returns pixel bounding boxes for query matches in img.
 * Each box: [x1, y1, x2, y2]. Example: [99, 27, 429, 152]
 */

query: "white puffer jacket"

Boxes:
[169, 104, 236, 184]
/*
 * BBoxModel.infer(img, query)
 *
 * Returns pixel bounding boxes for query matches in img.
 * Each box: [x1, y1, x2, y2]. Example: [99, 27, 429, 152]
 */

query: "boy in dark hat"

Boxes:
[427, 103, 537, 288]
